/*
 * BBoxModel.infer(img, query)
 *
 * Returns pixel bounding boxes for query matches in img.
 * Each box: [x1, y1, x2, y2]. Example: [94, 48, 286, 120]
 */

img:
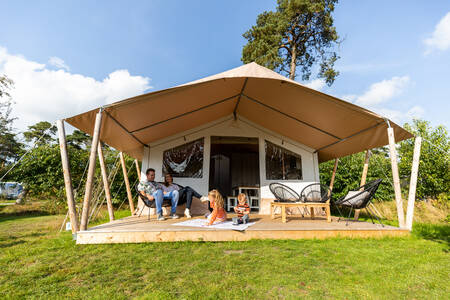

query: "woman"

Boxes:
[163, 173, 206, 218]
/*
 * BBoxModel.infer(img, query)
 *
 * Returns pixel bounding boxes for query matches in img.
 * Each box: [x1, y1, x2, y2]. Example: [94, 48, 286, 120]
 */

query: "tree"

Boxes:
[23, 121, 57, 146]
[398, 119, 449, 200]
[66, 130, 91, 149]
[242, 0, 340, 84]
[320, 150, 394, 202]
[0, 75, 22, 167]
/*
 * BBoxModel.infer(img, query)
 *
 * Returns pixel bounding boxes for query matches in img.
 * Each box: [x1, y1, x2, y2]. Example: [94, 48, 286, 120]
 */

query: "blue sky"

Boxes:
[0, 0, 449, 131]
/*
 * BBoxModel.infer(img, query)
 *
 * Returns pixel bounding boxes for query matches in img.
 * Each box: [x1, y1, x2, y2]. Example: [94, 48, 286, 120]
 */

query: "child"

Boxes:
[205, 189, 227, 226]
[232, 193, 250, 225]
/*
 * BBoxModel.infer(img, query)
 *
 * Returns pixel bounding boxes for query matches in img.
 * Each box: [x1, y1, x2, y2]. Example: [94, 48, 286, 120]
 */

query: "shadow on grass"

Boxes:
[413, 223, 450, 247]
[0, 210, 51, 223]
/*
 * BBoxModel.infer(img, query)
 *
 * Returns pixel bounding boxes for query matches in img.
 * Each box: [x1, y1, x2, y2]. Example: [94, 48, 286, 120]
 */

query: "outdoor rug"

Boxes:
[172, 219, 255, 231]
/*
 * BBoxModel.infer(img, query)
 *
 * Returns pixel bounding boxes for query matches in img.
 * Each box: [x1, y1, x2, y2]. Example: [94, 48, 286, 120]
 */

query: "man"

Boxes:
[137, 168, 179, 221]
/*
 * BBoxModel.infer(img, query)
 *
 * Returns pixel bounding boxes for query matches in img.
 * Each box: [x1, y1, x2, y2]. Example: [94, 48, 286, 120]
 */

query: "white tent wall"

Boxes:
[139, 115, 319, 215]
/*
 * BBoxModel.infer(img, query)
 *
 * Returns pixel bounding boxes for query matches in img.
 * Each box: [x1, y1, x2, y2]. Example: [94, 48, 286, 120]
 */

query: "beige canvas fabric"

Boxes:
[65, 62, 412, 162]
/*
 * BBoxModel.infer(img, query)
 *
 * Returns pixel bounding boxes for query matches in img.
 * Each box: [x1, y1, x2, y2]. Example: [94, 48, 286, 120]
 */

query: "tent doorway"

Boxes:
[209, 136, 260, 202]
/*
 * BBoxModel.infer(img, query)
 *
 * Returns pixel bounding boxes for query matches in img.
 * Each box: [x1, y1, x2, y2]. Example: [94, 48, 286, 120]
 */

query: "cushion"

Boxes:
[341, 191, 369, 207]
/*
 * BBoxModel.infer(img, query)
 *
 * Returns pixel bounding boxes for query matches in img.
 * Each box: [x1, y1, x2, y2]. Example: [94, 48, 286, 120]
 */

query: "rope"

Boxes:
[0, 123, 54, 181]
[90, 158, 121, 221]
[117, 176, 139, 212]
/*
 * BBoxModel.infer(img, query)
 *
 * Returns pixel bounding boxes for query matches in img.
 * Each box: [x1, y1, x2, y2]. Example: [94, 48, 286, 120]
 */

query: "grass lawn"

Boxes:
[0, 206, 448, 299]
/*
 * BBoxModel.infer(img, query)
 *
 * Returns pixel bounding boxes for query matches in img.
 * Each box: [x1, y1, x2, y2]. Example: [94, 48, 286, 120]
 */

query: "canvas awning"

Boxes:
[65, 62, 412, 162]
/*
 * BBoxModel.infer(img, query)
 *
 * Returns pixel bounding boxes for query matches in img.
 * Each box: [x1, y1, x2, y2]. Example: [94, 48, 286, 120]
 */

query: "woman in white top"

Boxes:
[163, 174, 205, 218]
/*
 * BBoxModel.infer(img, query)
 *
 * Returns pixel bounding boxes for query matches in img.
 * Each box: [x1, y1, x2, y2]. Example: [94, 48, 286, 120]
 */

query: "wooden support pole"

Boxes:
[354, 150, 371, 220]
[134, 159, 141, 181]
[80, 110, 103, 231]
[57, 120, 79, 233]
[120, 152, 135, 214]
[406, 137, 422, 230]
[329, 158, 339, 192]
[387, 127, 405, 228]
[97, 143, 115, 222]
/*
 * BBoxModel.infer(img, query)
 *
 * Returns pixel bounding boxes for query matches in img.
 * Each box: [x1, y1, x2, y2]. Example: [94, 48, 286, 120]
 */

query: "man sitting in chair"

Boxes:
[137, 168, 179, 221]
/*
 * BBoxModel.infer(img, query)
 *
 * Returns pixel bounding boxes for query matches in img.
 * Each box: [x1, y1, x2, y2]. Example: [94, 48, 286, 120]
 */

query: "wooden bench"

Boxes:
[271, 201, 331, 223]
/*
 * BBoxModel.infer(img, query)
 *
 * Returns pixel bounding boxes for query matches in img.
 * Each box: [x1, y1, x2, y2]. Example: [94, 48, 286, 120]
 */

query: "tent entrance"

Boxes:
[209, 136, 260, 206]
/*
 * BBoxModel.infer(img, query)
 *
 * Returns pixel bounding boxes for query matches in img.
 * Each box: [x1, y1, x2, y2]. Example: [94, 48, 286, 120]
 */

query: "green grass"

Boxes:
[0, 207, 448, 299]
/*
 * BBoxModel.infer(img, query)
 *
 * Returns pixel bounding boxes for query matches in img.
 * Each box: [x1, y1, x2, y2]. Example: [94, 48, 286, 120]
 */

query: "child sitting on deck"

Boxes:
[205, 189, 227, 226]
[232, 193, 250, 225]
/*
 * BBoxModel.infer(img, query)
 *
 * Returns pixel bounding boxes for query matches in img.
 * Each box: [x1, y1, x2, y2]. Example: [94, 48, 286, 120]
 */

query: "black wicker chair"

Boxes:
[269, 183, 301, 203]
[298, 183, 332, 217]
[300, 183, 331, 203]
[334, 179, 384, 226]
[135, 184, 172, 220]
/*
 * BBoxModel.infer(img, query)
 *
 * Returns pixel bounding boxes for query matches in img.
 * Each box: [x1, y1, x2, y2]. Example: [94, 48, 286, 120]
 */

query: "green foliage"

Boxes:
[66, 129, 91, 149]
[23, 121, 57, 146]
[0, 74, 13, 99]
[4, 137, 140, 210]
[242, 0, 340, 83]
[321, 119, 449, 203]
[320, 150, 394, 202]
[0, 75, 22, 166]
[398, 119, 449, 199]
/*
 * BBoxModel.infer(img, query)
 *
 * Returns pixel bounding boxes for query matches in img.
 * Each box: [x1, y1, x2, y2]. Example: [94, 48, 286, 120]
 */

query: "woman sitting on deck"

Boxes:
[163, 173, 206, 218]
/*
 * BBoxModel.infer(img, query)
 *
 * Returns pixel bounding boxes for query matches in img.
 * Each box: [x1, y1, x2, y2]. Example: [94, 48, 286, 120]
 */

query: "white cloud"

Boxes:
[355, 76, 409, 106]
[424, 12, 450, 54]
[48, 56, 70, 71]
[340, 76, 423, 125]
[304, 79, 326, 91]
[0, 47, 152, 132]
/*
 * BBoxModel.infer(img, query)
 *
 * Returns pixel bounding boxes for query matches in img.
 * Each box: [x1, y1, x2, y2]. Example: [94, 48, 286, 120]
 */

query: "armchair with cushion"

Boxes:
[334, 179, 384, 226]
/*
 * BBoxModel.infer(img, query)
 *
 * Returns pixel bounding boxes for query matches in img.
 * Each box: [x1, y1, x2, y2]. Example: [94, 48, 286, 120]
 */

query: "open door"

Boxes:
[209, 136, 260, 208]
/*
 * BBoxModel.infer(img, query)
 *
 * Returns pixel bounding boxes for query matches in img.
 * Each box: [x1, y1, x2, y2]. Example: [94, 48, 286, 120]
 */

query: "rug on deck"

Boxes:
[172, 219, 256, 231]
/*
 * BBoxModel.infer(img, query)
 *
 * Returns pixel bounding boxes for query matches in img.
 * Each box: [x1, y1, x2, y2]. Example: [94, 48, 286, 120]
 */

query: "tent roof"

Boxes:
[65, 62, 412, 162]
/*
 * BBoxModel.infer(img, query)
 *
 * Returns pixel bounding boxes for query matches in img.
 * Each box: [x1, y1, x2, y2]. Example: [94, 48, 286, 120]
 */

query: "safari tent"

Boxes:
[58, 62, 422, 243]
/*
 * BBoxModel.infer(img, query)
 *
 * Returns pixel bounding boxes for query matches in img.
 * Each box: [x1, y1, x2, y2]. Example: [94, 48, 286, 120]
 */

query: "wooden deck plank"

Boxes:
[76, 215, 409, 244]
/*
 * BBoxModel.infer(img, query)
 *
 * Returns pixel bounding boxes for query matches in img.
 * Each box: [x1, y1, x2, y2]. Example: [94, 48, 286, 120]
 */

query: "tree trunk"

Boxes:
[289, 44, 297, 80]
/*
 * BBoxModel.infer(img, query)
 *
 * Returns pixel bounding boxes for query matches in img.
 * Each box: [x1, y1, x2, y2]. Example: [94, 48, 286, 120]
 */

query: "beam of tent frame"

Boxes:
[97, 143, 115, 222]
[328, 158, 339, 192]
[119, 152, 135, 215]
[130, 93, 241, 134]
[241, 93, 342, 140]
[80, 109, 103, 231]
[354, 150, 371, 220]
[135, 159, 141, 181]
[387, 124, 406, 228]
[233, 78, 248, 119]
[56, 120, 79, 233]
[103, 110, 146, 146]
[313, 121, 385, 154]
[405, 137, 422, 230]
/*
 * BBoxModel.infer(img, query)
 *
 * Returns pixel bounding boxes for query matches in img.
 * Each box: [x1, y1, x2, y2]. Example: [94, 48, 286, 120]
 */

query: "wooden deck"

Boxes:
[76, 214, 409, 244]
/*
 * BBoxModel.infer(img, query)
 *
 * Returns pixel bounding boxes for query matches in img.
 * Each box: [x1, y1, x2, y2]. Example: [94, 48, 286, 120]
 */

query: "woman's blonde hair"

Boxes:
[208, 189, 224, 209]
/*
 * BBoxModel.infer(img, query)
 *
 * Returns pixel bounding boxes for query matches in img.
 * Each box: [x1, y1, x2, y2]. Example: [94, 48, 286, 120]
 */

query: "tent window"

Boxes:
[265, 140, 302, 180]
[163, 138, 204, 178]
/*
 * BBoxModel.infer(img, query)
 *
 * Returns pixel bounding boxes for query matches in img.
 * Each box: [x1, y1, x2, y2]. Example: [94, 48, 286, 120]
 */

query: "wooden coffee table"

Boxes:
[271, 201, 331, 223]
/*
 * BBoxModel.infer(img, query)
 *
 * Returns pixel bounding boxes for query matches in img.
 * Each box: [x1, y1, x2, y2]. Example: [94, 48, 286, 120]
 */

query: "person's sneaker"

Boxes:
[184, 208, 192, 218]
[157, 214, 165, 221]
[171, 213, 179, 219]
[204, 212, 211, 218]
[200, 196, 209, 202]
